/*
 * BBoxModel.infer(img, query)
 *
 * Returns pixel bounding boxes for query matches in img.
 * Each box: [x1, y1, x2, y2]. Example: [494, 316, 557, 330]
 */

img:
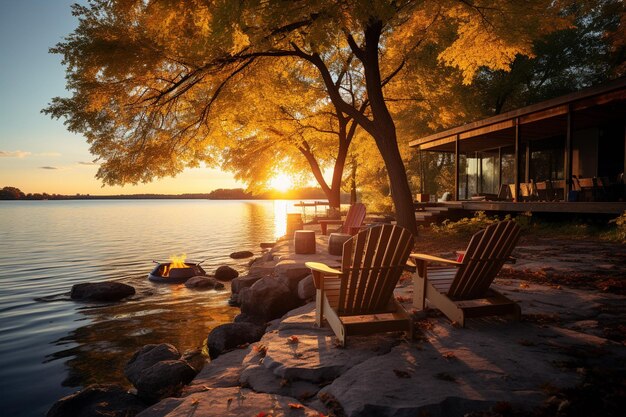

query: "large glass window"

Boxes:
[530, 136, 564, 181]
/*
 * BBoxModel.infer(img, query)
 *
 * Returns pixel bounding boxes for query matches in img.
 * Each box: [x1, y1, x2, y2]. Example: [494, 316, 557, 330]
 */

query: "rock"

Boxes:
[231, 273, 263, 294]
[277, 272, 310, 296]
[183, 349, 249, 395]
[132, 360, 197, 403]
[181, 348, 206, 373]
[207, 322, 265, 359]
[46, 384, 145, 417]
[124, 344, 180, 386]
[246, 323, 395, 385]
[275, 260, 311, 282]
[317, 324, 590, 417]
[240, 363, 321, 398]
[297, 275, 316, 300]
[240, 277, 301, 322]
[70, 282, 135, 302]
[184, 276, 224, 290]
[234, 313, 269, 326]
[136, 388, 321, 417]
[214, 265, 239, 281]
[230, 250, 254, 259]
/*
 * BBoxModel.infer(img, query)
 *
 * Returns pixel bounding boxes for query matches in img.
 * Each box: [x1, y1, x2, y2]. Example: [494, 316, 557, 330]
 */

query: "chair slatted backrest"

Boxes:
[448, 221, 521, 300]
[339, 203, 366, 234]
[337, 225, 413, 316]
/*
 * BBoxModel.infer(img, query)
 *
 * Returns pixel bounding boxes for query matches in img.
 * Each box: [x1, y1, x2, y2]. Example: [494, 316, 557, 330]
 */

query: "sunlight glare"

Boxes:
[269, 174, 293, 192]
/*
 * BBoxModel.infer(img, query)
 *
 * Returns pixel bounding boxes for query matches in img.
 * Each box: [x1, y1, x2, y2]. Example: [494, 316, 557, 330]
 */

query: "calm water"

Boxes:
[0, 199, 304, 417]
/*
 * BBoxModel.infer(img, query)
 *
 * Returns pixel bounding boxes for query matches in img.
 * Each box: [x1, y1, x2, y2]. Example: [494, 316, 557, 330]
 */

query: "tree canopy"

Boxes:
[46, 0, 572, 233]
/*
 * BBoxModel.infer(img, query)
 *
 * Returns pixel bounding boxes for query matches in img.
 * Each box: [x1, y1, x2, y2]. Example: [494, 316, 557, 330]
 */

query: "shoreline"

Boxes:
[139, 228, 626, 417]
[45, 226, 626, 416]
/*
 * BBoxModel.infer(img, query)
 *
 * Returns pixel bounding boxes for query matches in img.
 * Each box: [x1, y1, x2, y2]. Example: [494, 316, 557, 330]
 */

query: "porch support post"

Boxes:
[514, 117, 521, 202]
[564, 104, 572, 199]
[454, 134, 460, 200]
[498, 147, 503, 188]
[525, 141, 531, 183]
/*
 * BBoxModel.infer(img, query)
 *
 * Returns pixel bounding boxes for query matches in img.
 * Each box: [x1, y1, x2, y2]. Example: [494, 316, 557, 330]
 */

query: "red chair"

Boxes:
[319, 203, 366, 235]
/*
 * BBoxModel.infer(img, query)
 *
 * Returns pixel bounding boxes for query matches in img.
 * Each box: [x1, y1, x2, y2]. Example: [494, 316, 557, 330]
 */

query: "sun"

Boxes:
[269, 174, 293, 192]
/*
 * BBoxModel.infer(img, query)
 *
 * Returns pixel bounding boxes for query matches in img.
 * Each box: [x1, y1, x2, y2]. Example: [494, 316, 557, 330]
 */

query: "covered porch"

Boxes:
[410, 78, 626, 214]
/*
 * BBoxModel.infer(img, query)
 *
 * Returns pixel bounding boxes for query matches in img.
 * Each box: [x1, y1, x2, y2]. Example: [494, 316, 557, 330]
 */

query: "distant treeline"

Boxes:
[0, 186, 334, 201]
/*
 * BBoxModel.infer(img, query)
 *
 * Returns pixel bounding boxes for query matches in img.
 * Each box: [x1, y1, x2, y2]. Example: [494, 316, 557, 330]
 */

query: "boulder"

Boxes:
[184, 276, 224, 290]
[46, 384, 145, 417]
[230, 273, 263, 294]
[297, 274, 316, 300]
[207, 322, 265, 359]
[132, 360, 197, 403]
[233, 312, 268, 326]
[275, 260, 311, 283]
[277, 271, 310, 296]
[70, 282, 135, 302]
[124, 344, 181, 386]
[183, 349, 249, 395]
[240, 277, 301, 322]
[230, 250, 254, 259]
[214, 265, 239, 281]
[181, 348, 206, 373]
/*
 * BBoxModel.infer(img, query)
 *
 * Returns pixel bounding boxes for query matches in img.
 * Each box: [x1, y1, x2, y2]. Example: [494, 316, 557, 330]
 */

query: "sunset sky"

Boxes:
[0, 0, 241, 195]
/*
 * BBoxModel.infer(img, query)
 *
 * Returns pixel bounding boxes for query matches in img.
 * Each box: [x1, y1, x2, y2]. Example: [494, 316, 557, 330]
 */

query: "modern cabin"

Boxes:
[409, 77, 626, 215]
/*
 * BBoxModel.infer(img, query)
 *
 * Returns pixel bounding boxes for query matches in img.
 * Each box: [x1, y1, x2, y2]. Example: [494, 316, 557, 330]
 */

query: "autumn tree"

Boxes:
[218, 59, 366, 212]
[46, 0, 568, 234]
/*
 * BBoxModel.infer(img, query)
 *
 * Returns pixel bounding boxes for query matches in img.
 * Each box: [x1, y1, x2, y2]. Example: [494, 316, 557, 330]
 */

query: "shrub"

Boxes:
[430, 211, 507, 236]
[605, 211, 626, 243]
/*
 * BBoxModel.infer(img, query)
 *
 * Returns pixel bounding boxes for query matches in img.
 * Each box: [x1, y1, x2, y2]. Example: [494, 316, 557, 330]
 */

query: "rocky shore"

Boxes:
[49, 230, 626, 417]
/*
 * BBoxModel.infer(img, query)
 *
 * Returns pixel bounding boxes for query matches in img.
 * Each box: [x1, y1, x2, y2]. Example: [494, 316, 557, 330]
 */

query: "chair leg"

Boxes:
[315, 288, 324, 327]
[413, 261, 427, 309]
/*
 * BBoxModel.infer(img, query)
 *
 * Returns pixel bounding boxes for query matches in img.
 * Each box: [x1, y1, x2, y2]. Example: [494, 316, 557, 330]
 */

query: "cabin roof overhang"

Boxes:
[409, 77, 626, 153]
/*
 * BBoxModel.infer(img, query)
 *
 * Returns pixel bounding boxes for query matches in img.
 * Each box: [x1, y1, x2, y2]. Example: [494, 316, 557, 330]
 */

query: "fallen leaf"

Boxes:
[442, 351, 456, 360]
[288, 403, 305, 409]
[287, 335, 299, 344]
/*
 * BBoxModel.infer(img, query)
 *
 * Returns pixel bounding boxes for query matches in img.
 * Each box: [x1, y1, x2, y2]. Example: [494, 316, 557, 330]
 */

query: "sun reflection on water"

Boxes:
[273, 200, 288, 240]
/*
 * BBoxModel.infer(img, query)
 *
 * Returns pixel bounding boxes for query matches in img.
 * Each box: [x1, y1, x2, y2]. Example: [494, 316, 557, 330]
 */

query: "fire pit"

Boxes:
[148, 254, 206, 283]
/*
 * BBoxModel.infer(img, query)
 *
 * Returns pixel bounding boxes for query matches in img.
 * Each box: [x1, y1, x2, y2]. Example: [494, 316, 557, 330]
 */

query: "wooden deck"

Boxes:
[440, 201, 626, 214]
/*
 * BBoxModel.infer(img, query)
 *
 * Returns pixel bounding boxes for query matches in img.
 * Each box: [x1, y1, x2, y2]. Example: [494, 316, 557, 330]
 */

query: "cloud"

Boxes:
[36, 152, 62, 157]
[0, 150, 32, 158]
[39, 166, 58, 170]
[78, 161, 99, 166]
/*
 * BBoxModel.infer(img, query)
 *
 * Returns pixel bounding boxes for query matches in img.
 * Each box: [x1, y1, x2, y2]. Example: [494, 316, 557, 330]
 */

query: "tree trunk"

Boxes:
[360, 20, 417, 235]
[298, 142, 343, 215]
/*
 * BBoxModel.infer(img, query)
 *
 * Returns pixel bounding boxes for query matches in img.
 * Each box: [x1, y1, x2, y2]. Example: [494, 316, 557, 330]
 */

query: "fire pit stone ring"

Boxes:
[148, 262, 207, 284]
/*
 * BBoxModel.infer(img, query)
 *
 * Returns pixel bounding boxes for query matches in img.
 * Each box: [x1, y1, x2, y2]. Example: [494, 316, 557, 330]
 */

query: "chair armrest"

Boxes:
[318, 219, 343, 225]
[305, 262, 342, 275]
[319, 219, 343, 235]
[409, 253, 461, 266]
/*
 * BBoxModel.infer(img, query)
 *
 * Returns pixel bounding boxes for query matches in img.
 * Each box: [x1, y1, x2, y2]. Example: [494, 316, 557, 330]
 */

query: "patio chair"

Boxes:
[319, 203, 366, 235]
[305, 224, 414, 346]
[410, 220, 521, 327]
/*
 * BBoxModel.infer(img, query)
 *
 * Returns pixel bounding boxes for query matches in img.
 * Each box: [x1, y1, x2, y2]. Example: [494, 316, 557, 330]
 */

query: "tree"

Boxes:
[0, 186, 25, 200]
[46, 0, 567, 234]
[218, 60, 365, 212]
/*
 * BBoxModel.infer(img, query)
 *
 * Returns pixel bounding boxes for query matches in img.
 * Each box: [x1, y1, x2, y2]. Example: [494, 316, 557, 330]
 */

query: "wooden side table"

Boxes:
[294, 230, 316, 254]
[328, 233, 351, 256]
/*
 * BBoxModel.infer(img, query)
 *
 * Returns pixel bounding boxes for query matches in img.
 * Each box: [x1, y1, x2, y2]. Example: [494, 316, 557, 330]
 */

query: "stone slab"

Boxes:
[137, 388, 322, 417]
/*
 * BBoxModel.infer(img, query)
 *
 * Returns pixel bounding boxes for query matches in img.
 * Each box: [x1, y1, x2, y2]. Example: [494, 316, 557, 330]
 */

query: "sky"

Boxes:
[0, 0, 241, 195]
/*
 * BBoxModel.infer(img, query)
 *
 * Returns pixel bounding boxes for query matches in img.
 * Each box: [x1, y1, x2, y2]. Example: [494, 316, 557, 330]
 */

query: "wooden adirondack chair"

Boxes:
[305, 224, 414, 346]
[410, 220, 521, 327]
[319, 203, 366, 235]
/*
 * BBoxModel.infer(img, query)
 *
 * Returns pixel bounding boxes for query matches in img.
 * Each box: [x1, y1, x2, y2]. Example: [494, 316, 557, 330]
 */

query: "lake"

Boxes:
[0, 199, 309, 417]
